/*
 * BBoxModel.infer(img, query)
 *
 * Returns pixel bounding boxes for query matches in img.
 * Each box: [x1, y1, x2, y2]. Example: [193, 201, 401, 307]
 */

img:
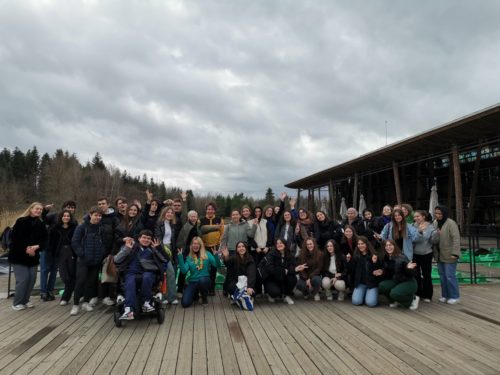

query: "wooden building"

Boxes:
[285, 103, 500, 226]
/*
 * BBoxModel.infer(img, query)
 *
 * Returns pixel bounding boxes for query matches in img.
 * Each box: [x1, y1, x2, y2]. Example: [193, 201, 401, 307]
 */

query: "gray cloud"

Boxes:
[1, 0, 499, 197]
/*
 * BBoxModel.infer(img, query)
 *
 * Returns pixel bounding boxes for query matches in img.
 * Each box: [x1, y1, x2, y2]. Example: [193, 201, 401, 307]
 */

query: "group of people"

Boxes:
[7, 190, 462, 318]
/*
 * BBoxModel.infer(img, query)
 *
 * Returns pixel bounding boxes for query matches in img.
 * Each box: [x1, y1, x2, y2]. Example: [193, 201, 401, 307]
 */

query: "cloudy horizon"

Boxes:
[1, 0, 499, 197]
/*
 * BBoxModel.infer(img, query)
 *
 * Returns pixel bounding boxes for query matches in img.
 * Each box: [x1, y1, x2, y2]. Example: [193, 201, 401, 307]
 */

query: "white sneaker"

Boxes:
[268, 296, 276, 303]
[12, 304, 26, 311]
[409, 296, 420, 311]
[70, 305, 80, 315]
[326, 296, 333, 301]
[447, 298, 460, 305]
[423, 298, 431, 303]
[338, 292, 345, 302]
[116, 295, 125, 305]
[389, 302, 399, 308]
[438, 297, 447, 303]
[142, 302, 155, 312]
[171, 299, 179, 305]
[82, 302, 94, 312]
[120, 307, 134, 320]
[284, 296, 294, 305]
[155, 293, 163, 302]
[26, 300, 35, 308]
[103, 297, 114, 306]
[60, 300, 68, 306]
[89, 297, 98, 306]
[313, 293, 321, 301]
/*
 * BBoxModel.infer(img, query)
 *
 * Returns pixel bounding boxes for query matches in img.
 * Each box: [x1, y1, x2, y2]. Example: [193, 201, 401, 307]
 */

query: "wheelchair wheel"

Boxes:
[157, 308, 165, 324]
[114, 311, 123, 328]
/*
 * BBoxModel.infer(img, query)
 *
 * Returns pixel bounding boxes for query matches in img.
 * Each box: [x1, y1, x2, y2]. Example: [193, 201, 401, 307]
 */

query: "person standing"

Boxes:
[433, 205, 461, 304]
[70, 207, 106, 315]
[200, 202, 224, 296]
[9, 202, 48, 310]
[381, 208, 418, 261]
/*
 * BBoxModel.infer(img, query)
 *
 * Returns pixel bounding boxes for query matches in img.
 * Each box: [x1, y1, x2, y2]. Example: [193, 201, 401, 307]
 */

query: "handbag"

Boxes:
[101, 255, 118, 283]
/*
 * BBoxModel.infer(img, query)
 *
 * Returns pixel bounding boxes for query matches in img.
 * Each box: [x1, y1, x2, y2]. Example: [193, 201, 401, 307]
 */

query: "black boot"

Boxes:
[40, 293, 49, 301]
[47, 291, 56, 301]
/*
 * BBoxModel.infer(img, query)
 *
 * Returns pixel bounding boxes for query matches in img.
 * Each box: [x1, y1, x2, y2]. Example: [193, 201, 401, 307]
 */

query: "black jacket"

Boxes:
[264, 248, 296, 282]
[341, 217, 365, 236]
[71, 219, 106, 266]
[48, 223, 77, 257]
[322, 253, 347, 279]
[225, 255, 256, 289]
[8, 216, 48, 267]
[348, 252, 383, 289]
[314, 220, 342, 249]
[274, 222, 295, 250]
[115, 217, 144, 247]
[382, 254, 415, 284]
[113, 243, 168, 274]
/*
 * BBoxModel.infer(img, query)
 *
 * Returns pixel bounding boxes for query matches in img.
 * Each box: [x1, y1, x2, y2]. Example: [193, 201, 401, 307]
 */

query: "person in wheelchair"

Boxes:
[114, 229, 168, 320]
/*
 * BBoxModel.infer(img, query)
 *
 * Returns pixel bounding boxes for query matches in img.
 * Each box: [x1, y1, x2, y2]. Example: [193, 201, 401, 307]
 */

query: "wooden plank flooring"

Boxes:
[0, 284, 500, 374]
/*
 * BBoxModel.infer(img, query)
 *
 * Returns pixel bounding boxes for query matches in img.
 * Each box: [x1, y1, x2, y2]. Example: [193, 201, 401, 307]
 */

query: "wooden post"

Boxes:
[307, 189, 312, 212]
[297, 188, 301, 208]
[392, 161, 402, 205]
[353, 173, 359, 208]
[447, 163, 453, 211]
[415, 161, 422, 209]
[451, 145, 464, 228]
[467, 146, 482, 225]
[329, 179, 336, 220]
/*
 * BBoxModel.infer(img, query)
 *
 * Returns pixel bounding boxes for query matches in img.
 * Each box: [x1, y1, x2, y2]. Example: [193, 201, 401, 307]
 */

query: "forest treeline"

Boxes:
[0, 147, 279, 217]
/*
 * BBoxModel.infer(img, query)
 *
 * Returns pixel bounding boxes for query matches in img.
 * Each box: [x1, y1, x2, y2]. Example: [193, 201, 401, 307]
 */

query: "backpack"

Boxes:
[1, 226, 13, 252]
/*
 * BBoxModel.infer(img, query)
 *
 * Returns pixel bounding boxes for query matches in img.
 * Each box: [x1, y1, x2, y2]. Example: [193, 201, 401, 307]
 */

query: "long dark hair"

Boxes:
[353, 236, 375, 258]
[383, 239, 402, 258]
[391, 209, 407, 240]
[234, 241, 251, 267]
[56, 209, 74, 227]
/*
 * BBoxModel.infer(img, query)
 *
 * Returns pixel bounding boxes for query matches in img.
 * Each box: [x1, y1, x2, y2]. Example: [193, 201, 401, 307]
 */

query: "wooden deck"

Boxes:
[1, 285, 500, 375]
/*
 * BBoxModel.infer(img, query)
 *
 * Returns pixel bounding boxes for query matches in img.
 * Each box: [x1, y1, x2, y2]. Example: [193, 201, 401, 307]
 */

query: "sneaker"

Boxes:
[170, 299, 179, 305]
[438, 297, 447, 303]
[303, 294, 309, 300]
[176, 292, 183, 299]
[338, 292, 345, 302]
[26, 300, 35, 308]
[120, 307, 134, 320]
[116, 295, 125, 305]
[12, 304, 26, 311]
[59, 300, 68, 306]
[70, 305, 80, 315]
[423, 298, 431, 303]
[314, 294, 321, 302]
[47, 292, 56, 301]
[389, 302, 399, 308]
[268, 296, 276, 303]
[409, 296, 420, 311]
[142, 302, 155, 312]
[103, 297, 115, 306]
[89, 297, 98, 306]
[155, 293, 163, 302]
[326, 296, 333, 301]
[284, 296, 294, 305]
[447, 298, 460, 305]
[82, 302, 94, 312]
[40, 293, 49, 302]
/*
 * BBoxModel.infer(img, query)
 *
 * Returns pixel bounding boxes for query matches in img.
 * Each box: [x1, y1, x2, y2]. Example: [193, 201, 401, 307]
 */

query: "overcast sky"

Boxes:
[1, 1, 499, 197]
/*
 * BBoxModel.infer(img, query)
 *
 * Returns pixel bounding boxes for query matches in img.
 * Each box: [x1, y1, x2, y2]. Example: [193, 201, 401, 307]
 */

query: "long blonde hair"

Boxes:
[189, 236, 207, 260]
[20, 202, 44, 220]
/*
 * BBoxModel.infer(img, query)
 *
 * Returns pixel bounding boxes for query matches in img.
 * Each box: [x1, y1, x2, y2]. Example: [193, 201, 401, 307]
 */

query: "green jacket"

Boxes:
[220, 221, 257, 251]
[177, 251, 221, 282]
[433, 218, 461, 263]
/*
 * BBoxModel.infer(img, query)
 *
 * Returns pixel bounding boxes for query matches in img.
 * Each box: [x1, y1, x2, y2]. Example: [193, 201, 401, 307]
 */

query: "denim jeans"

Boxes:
[352, 284, 378, 307]
[124, 272, 155, 310]
[182, 276, 210, 308]
[40, 251, 58, 294]
[438, 262, 460, 299]
[165, 262, 177, 302]
[296, 275, 322, 296]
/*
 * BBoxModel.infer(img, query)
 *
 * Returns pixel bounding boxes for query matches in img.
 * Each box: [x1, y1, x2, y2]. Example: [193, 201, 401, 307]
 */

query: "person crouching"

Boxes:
[114, 230, 167, 320]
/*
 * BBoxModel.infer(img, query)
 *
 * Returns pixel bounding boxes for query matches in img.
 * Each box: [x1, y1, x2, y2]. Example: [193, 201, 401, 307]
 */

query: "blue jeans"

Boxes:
[40, 251, 58, 294]
[165, 262, 177, 302]
[182, 276, 210, 308]
[437, 262, 460, 299]
[124, 272, 155, 311]
[352, 284, 378, 307]
[296, 275, 322, 296]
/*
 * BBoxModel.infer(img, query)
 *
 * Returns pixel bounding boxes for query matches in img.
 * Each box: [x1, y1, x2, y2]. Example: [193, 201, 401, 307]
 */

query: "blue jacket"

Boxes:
[71, 220, 105, 266]
[381, 223, 417, 260]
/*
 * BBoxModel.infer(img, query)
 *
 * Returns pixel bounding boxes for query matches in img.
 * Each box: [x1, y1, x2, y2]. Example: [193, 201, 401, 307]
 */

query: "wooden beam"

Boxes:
[353, 173, 359, 208]
[392, 161, 402, 205]
[451, 145, 464, 228]
[297, 188, 301, 208]
[467, 146, 482, 225]
[329, 179, 336, 220]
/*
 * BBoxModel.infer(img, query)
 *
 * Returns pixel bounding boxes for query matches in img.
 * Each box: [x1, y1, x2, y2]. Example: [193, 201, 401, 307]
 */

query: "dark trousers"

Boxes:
[124, 272, 155, 310]
[296, 275, 322, 296]
[74, 260, 99, 305]
[264, 274, 297, 298]
[251, 250, 265, 295]
[206, 247, 218, 293]
[181, 276, 210, 308]
[413, 253, 434, 300]
[59, 246, 76, 302]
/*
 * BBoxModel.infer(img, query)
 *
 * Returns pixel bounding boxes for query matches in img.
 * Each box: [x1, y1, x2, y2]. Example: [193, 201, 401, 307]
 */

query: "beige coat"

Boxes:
[433, 218, 461, 263]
